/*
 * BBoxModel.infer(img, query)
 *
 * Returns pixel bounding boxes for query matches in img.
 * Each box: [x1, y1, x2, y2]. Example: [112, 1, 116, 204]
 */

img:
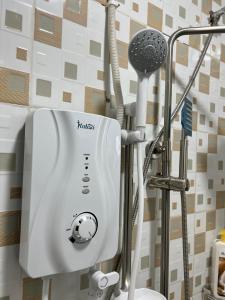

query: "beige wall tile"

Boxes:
[189, 35, 201, 50]
[34, 9, 62, 48]
[148, 3, 163, 31]
[132, 2, 139, 12]
[170, 216, 182, 240]
[64, 62, 77, 80]
[197, 153, 207, 172]
[221, 44, 225, 63]
[117, 40, 128, 69]
[146, 102, 159, 125]
[218, 118, 225, 135]
[0, 67, 29, 105]
[0, 211, 21, 247]
[23, 278, 42, 300]
[0, 153, 16, 171]
[186, 194, 195, 214]
[208, 134, 217, 153]
[206, 210, 216, 231]
[192, 111, 198, 131]
[199, 73, 210, 94]
[64, 0, 88, 27]
[36, 79, 51, 97]
[97, 70, 104, 81]
[85, 87, 106, 116]
[194, 232, 205, 254]
[130, 19, 145, 40]
[5, 10, 22, 31]
[210, 57, 220, 79]
[89, 40, 101, 57]
[155, 243, 161, 267]
[202, 0, 212, 14]
[172, 129, 181, 151]
[176, 42, 189, 66]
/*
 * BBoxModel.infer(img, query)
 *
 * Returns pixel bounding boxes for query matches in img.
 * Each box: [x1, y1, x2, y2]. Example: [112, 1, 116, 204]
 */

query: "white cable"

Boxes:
[108, 1, 124, 127]
[42, 277, 50, 300]
[128, 142, 144, 300]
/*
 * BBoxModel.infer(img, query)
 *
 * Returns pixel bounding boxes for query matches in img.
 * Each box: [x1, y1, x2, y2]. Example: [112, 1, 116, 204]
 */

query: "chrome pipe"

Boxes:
[161, 25, 225, 298]
[121, 116, 134, 291]
[179, 130, 190, 300]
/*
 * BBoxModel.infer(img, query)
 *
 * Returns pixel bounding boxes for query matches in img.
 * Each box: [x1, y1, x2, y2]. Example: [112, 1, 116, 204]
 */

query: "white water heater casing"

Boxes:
[19, 109, 121, 278]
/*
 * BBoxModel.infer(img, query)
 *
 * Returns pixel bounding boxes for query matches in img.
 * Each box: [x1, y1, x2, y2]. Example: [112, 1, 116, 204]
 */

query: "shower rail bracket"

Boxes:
[148, 175, 189, 192]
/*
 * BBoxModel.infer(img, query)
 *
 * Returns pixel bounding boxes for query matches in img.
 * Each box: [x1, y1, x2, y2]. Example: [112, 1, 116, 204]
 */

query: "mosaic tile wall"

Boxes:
[0, 0, 225, 299]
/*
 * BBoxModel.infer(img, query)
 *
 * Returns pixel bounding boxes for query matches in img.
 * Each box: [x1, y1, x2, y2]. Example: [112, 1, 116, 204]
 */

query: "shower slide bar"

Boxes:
[160, 24, 225, 298]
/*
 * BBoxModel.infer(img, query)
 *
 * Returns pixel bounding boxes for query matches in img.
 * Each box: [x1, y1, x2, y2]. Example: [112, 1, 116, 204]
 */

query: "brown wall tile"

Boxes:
[210, 57, 220, 79]
[97, 70, 104, 81]
[64, 0, 88, 27]
[208, 134, 217, 153]
[155, 243, 161, 267]
[218, 118, 225, 135]
[189, 35, 201, 50]
[117, 40, 128, 69]
[0, 67, 29, 105]
[197, 153, 207, 172]
[85, 87, 106, 116]
[216, 191, 225, 209]
[16, 48, 27, 61]
[202, 0, 212, 14]
[172, 129, 181, 151]
[23, 278, 43, 300]
[63, 91, 72, 103]
[170, 216, 182, 240]
[144, 197, 156, 222]
[192, 111, 198, 131]
[34, 9, 62, 48]
[130, 19, 145, 40]
[0, 211, 21, 247]
[148, 3, 163, 31]
[176, 42, 189, 66]
[146, 102, 159, 125]
[186, 194, 195, 214]
[199, 73, 210, 94]
[206, 210, 216, 231]
[10, 186, 22, 199]
[194, 232, 205, 254]
[221, 44, 225, 63]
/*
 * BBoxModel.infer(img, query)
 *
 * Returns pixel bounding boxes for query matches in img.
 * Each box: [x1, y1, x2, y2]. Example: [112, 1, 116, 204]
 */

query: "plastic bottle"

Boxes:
[212, 229, 225, 298]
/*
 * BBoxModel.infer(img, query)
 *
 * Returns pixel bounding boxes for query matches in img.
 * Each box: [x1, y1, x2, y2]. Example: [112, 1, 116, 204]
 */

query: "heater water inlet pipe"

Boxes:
[107, 0, 124, 127]
[128, 142, 144, 300]
[42, 278, 50, 300]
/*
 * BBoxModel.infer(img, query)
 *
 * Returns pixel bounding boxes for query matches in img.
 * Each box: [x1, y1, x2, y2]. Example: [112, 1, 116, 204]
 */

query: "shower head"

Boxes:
[128, 29, 168, 130]
[128, 29, 167, 76]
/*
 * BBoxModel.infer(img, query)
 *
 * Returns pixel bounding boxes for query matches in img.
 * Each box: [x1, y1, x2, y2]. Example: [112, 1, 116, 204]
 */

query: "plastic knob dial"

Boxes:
[72, 213, 97, 243]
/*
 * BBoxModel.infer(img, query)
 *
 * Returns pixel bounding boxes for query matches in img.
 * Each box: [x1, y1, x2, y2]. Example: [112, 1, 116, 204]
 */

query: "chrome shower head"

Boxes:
[128, 29, 167, 76]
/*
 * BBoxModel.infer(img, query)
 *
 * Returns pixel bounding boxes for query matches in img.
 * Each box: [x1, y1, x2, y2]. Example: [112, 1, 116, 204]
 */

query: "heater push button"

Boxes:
[72, 213, 97, 243]
[82, 177, 90, 182]
[82, 188, 90, 194]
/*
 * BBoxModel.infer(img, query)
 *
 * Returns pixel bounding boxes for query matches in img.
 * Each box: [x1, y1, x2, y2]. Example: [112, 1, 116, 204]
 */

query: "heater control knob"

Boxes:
[72, 213, 97, 243]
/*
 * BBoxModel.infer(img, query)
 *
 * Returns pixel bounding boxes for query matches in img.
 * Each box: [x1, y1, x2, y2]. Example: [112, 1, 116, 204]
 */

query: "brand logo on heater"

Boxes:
[77, 120, 95, 130]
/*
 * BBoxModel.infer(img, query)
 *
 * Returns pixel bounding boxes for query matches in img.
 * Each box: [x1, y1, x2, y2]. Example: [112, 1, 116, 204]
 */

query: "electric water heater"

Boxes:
[19, 109, 121, 278]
